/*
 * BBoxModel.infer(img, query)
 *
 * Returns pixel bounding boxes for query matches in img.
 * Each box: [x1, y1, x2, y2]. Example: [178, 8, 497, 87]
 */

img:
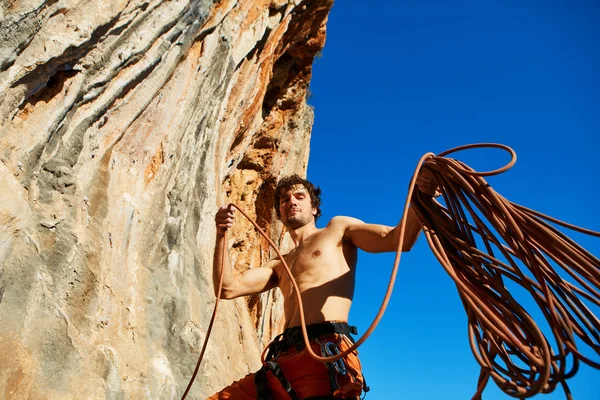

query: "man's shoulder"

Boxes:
[323, 217, 364, 245]
[323, 216, 366, 238]
[326, 215, 365, 228]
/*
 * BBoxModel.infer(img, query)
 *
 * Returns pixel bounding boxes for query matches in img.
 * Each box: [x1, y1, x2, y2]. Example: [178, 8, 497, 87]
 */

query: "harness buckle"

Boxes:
[284, 330, 303, 350]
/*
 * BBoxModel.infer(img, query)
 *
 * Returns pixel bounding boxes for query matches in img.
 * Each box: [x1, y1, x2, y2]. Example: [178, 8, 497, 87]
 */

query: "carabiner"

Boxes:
[320, 341, 347, 375]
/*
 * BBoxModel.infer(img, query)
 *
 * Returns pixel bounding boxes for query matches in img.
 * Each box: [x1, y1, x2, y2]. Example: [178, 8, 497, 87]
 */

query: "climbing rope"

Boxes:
[182, 143, 599, 399]
[411, 144, 600, 399]
[180, 228, 227, 400]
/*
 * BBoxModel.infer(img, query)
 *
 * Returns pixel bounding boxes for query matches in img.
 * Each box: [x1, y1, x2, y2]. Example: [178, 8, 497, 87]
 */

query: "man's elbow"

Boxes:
[215, 285, 237, 300]
[401, 235, 420, 252]
[401, 242, 415, 253]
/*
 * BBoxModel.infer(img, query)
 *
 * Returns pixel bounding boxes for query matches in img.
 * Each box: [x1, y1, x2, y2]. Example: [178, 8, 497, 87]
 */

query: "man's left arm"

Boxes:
[339, 169, 440, 253]
[333, 206, 422, 253]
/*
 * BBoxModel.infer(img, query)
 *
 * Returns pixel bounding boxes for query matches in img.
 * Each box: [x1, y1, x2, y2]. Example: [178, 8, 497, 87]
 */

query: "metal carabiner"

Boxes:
[320, 341, 347, 375]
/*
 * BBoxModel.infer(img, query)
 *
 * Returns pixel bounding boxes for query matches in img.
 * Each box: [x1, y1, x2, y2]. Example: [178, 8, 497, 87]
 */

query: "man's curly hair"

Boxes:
[274, 175, 322, 222]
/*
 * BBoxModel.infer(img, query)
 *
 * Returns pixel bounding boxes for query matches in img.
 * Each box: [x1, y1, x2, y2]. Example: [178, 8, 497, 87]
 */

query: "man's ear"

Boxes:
[312, 207, 317, 216]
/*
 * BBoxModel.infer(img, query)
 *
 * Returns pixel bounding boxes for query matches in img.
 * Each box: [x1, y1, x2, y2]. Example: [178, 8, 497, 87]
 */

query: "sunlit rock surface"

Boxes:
[0, 0, 333, 398]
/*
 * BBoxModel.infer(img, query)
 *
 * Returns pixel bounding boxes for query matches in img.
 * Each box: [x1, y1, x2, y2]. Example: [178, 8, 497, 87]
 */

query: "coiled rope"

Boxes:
[412, 144, 599, 399]
[182, 143, 599, 399]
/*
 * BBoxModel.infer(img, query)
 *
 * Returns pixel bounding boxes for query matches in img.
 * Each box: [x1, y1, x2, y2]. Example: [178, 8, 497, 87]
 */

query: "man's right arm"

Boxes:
[213, 206, 279, 299]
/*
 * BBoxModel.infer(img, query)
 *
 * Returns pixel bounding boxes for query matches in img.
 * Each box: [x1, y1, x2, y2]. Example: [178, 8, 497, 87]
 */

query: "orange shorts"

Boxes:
[208, 325, 365, 399]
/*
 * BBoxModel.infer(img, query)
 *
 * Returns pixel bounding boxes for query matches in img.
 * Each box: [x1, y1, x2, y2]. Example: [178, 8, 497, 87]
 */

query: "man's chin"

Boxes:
[284, 217, 311, 230]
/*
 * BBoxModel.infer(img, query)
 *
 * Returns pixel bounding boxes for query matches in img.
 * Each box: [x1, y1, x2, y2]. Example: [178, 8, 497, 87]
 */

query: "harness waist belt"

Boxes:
[266, 322, 357, 360]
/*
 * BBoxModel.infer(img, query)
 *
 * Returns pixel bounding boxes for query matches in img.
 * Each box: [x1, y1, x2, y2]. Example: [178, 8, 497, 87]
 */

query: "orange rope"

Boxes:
[180, 233, 227, 399]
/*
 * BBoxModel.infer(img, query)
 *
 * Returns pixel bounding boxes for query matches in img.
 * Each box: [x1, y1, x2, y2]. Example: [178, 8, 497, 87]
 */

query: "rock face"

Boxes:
[0, 0, 333, 398]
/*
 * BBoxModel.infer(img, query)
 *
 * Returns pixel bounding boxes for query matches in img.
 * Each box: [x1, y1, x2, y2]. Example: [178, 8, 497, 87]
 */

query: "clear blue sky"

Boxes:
[306, 1, 599, 399]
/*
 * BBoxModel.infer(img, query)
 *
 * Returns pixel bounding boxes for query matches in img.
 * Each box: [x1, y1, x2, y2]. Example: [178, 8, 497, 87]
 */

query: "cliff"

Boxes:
[0, 0, 333, 398]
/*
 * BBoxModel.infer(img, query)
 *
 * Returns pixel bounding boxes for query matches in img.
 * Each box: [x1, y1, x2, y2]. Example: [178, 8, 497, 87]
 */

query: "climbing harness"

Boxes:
[182, 143, 599, 400]
[263, 322, 357, 361]
[254, 322, 367, 400]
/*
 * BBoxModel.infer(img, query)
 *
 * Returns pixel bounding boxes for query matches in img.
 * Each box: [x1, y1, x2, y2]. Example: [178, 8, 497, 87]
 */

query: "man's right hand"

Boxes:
[215, 205, 235, 236]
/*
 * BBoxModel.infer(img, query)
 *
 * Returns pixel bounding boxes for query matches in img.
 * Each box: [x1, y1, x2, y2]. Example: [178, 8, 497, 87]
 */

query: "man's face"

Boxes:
[278, 184, 317, 229]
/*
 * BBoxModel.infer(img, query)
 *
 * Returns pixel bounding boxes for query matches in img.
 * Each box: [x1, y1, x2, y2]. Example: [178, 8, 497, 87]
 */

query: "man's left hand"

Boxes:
[416, 169, 442, 197]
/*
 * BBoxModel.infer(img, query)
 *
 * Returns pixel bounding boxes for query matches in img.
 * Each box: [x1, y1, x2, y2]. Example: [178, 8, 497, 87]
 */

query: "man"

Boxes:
[209, 173, 438, 399]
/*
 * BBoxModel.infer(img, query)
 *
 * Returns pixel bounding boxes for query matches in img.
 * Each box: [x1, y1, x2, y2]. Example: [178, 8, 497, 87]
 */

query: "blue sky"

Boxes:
[306, 1, 599, 399]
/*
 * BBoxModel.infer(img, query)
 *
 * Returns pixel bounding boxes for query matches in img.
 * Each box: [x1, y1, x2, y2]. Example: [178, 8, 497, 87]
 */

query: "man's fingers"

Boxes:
[217, 221, 233, 232]
[416, 180, 441, 197]
[417, 181, 436, 189]
[418, 181, 437, 188]
[215, 205, 236, 233]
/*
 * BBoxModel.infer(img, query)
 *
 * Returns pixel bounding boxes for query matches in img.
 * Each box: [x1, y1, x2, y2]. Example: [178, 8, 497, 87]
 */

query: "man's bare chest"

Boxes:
[276, 230, 353, 287]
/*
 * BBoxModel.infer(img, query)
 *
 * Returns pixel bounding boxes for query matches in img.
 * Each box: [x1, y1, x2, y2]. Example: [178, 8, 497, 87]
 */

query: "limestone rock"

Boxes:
[0, 0, 333, 398]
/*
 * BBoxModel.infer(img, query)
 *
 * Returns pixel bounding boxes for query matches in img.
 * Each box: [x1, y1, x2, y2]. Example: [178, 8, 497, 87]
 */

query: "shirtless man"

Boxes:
[209, 174, 437, 400]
